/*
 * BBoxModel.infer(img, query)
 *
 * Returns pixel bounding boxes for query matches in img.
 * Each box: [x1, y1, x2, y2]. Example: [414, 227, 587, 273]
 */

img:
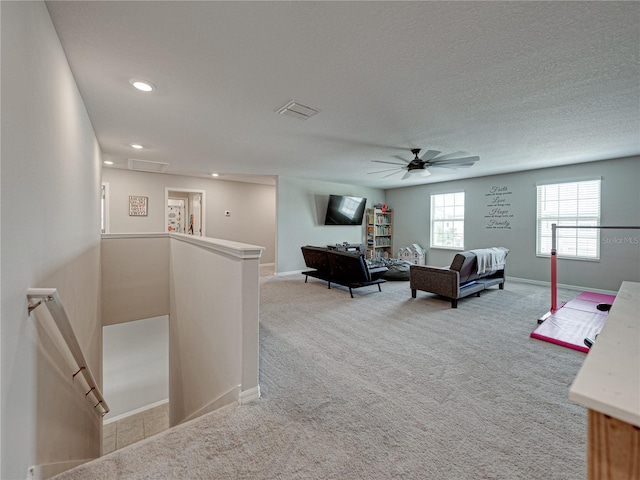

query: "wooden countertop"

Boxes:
[569, 281, 640, 427]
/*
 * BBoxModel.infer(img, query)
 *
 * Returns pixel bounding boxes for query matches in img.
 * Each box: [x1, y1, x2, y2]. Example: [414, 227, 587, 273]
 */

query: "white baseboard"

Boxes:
[276, 269, 304, 277]
[105, 385, 261, 428]
[103, 398, 169, 425]
[27, 458, 93, 479]
[273, 272, 618, 295]
[507, 276, 617, 296]
[181, 385, 241, 424]
[239, 385, 261, 404]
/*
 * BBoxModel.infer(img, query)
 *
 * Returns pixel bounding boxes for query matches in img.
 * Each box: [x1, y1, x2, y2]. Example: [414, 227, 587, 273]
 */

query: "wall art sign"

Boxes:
[484, 185, 513, 229]
[129, 195, 148, 216]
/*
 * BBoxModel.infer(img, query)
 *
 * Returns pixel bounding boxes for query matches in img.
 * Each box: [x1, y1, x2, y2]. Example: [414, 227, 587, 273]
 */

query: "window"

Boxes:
[536, 179, 601, 260]
[431, 191, 465, 249]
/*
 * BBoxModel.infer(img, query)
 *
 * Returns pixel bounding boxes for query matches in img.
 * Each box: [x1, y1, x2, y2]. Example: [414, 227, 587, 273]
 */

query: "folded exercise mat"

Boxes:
[530, 291, 616, 353]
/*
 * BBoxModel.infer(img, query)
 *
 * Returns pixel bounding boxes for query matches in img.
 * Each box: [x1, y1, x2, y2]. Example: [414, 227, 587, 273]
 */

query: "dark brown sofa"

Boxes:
[301, 246, 388, 297]
[410, 247, 509, 307]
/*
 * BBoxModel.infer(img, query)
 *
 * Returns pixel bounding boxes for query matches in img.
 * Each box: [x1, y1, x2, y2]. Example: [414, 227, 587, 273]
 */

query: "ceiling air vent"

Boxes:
[127, 158, 169, 173]
[276, 100, 320, 120]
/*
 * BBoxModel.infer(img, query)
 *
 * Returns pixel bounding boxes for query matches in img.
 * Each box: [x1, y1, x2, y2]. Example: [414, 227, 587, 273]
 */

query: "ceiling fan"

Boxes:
[369, 148, 479, 180]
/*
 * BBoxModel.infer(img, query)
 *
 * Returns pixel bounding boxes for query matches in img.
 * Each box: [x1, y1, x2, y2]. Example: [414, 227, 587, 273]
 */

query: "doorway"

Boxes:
[165, 188, 206, 236]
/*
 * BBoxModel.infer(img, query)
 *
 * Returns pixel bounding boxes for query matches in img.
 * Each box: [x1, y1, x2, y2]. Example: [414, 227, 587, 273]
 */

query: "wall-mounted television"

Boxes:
[324, 195, 367, 225]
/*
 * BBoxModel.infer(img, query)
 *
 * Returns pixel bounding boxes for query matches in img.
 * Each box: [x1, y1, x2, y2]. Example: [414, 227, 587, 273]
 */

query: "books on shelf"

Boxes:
[366, 208, 393, 258]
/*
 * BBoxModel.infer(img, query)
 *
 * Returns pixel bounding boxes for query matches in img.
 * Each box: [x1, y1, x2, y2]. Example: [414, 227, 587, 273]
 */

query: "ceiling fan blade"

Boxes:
[368, 168, 403, 174]
[419, 150, 441, 161]
[429, 164, 458, 170]
[373, 160, 408, 166]
[401, 170, 413, 180]
[430, 162, 476, 169]
[431, 156, 479, 166]
[391, 155, 412, 164]
[432, 151, 466, 161]
[382, 170, 403, 178]
[451, 163, 476, 168]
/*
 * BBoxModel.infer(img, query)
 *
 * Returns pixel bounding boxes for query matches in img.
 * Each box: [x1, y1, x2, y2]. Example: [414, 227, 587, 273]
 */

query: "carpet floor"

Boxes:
[54, 277, 587, 479]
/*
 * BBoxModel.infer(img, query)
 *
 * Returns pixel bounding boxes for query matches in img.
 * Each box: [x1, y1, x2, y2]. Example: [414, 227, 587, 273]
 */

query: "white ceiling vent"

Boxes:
[276, 100, 320, 120]
[127, 158, 169, 173]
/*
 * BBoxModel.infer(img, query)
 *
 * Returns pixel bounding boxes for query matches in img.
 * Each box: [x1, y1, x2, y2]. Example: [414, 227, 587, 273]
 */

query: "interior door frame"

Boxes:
[101, 182, 110, 233]
[165, 187, 206, 236]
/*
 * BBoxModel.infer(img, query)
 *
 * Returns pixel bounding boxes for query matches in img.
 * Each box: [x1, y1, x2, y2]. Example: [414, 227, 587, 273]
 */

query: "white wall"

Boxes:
[169, 234, 262, 425]
[386, 156, 640, 292]
[276, 176, 386, 273]
[103, 316, 169, 421]
[102, 169, 276, 263]
[1, 2, 103, 477]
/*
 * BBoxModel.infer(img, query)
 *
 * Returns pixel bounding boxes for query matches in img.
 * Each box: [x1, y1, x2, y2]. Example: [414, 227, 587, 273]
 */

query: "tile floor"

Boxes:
[103, 402, 169, 455]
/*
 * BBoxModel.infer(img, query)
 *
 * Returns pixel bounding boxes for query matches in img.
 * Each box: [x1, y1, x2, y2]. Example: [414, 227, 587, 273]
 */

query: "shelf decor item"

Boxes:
[398, 244, 426, 265]
[129, 195, 148, 216]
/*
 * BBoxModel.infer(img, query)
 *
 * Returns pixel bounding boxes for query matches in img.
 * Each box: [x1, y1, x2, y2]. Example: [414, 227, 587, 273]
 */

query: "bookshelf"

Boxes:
[366, 209, 393, 258]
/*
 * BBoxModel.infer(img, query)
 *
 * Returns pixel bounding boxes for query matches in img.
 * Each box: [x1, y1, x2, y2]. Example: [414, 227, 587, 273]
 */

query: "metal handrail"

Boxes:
[27, 288, 109, 416]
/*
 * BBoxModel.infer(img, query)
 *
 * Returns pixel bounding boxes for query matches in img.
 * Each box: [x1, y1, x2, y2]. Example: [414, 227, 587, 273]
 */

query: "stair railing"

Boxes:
[27, 288, 109, 416]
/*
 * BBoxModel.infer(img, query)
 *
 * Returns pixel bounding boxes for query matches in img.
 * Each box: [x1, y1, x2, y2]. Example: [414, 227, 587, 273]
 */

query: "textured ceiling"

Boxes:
[46, 1, 640, 188]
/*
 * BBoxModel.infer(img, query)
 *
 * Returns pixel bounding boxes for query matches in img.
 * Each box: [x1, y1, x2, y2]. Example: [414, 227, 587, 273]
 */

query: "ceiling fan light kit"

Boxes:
[370, 148, 479, 180]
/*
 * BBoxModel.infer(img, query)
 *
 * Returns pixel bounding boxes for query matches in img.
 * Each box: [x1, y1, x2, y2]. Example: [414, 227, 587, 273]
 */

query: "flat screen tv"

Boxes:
[324, 195, 367, 225]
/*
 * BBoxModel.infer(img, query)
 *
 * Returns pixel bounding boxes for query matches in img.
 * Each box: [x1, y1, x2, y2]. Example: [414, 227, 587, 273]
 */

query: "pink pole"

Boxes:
[550, 224, 557, 312]
[551, 249, 557, 312]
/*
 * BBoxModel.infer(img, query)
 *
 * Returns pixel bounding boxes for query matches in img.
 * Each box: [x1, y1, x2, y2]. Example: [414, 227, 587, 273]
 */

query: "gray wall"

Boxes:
[276, 176, 386, 273]
[386, 156, 640, 292]
[1, 2, 103, 477]
[102, 169, 277, 263]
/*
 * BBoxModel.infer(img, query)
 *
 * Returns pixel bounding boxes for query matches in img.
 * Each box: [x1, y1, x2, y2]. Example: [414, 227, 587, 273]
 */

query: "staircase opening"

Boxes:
[102, 315, 169, 454]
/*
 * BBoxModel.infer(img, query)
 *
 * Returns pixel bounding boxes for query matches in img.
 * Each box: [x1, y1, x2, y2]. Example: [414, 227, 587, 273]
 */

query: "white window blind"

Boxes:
[536, 179, 601, 259]
[431, 191, 465, 249]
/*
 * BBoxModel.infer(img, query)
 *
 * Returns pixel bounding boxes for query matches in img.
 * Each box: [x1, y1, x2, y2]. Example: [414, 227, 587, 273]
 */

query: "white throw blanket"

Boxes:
[470, 247, 508, 275]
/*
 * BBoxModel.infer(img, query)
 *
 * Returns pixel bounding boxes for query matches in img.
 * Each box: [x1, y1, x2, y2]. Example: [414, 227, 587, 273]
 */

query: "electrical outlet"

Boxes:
[225, 210, 230, 217]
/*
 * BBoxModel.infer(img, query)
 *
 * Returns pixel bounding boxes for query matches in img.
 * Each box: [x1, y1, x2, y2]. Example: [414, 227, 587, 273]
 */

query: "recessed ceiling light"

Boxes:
[130, 144, 144, 149]
[211, 173, 219, 177]
[103, 160, 114, 165]
[129, 79, 156, 92]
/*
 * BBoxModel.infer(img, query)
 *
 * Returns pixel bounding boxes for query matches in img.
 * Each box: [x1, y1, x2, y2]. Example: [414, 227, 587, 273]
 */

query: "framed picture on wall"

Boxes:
[129, 195, 148, 216]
